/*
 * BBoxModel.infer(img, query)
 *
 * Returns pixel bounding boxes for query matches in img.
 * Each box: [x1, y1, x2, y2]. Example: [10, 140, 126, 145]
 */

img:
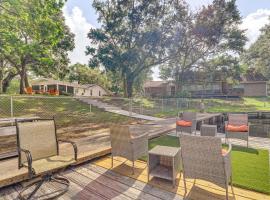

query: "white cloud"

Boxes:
[241, 9, 270, 47]
[63, 6, 94, 65]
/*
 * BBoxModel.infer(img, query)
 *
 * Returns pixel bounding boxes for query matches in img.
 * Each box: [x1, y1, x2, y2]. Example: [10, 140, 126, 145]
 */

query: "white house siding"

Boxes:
[89, 85, 107, 97]
[75, 85, 107, 97]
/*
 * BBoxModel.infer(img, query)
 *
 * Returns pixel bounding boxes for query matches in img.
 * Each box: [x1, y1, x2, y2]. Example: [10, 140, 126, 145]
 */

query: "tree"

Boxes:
[160, 0, 246, 93]
[69, 63, 111, 89]
[0, 0, 74, 93]
[86, 0, 187, 97]
[243, 18, 270, 79]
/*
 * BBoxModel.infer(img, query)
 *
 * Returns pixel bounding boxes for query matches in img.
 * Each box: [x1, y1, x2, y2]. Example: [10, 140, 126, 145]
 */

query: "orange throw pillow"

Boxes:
[176, 120, 192, 127]
[226, 124, 248, 132]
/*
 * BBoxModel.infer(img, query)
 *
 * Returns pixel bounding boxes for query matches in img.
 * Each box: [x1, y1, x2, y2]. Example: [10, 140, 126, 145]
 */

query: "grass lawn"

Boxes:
[142, 135, 270, 194]
[0, 96, 134, 127]
[154, 97, 270, 118]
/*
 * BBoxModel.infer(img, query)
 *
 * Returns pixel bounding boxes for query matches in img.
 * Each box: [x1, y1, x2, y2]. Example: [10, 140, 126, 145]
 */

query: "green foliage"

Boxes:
[0, 0, 74, 93]
[175, 90, 191, 98]
[243, 18, 270, 79]
[160, 0, 247, 93]
[87, 0, 186, 97]
[68, 63, 111, 89]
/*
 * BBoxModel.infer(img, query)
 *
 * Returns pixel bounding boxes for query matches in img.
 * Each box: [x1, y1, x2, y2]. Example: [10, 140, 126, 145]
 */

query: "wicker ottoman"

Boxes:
[200, 124, 217, 137]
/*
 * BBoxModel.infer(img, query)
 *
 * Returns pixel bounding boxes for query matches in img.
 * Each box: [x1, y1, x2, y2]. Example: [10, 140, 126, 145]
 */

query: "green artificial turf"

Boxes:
[142, 135, 270, 194]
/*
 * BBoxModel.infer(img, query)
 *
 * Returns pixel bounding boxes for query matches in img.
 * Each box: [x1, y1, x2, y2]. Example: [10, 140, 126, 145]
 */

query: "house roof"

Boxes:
[31, 78, 81, 87]
[144, 69, 268, 86]
[240, 69, 268, 83]
[144, 81, 169, 88]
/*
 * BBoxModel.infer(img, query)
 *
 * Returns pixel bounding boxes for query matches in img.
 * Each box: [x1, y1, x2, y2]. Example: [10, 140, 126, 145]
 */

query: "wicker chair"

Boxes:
[110, 125, 148, 174]
[225, 113, 249, 147]
[16, 118, 77, 200]
[179, 134, 232, 200]
[176, 112, 197, 135]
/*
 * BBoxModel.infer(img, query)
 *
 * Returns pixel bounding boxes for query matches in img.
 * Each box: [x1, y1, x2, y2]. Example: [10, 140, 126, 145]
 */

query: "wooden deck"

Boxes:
[1, 157, 268, 200]
[0, 161, 183, 200]
[93, 156, 270, 200]
[1, 114, 270, 189]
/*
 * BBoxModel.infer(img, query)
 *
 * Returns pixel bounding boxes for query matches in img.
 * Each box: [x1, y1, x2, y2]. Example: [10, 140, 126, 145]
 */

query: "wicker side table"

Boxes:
[147, 145, 181, 186]
[200, 124, 217, 137]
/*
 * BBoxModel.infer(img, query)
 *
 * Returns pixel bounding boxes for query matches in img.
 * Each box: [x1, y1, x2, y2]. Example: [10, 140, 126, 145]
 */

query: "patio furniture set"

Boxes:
[12, 112, 249, 199]
[111, 112, 249, 200]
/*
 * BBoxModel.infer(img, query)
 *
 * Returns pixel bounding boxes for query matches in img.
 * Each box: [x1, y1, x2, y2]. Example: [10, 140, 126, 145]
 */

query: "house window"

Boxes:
[99, 91, 101, 96]
[90, 90, 92, 96]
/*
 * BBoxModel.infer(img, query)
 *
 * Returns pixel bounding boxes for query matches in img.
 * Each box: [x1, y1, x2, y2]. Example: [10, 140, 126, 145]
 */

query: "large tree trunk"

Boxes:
[123, 77, 128, 97]
[0, 59, 3, 93]
[2, 72, 17, 93]
[123, 76, 134, 98]
[175, 70, 183, 95]
[24, 71, 30, 88]
[126, 79, 133, 98]
[19, 66, 26, 94]
[0, 77, 2, 94]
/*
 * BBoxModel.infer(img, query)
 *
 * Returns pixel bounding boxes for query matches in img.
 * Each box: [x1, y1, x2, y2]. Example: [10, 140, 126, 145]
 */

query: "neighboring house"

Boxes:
[239, 70, 268, 97]
[143, 69, 268, 97]
[31, 79, 108, 97]
[143, 81, 175, 97]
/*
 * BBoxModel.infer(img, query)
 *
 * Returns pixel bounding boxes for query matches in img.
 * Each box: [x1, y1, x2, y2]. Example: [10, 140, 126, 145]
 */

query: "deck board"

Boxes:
[0, 163, 183, 200]
[93, 156, 270, 200]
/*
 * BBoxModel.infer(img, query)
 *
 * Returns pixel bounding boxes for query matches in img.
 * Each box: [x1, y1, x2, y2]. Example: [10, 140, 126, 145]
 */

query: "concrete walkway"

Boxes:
[77, 97, 162, 121]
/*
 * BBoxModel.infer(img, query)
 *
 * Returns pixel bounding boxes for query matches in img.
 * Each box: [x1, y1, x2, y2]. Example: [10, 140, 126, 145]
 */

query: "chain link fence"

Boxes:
[0, 95, 269, 157]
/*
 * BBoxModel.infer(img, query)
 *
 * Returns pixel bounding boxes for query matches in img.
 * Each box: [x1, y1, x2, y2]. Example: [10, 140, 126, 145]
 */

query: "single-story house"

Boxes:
[239, 71, 268, 97]
[31, 79, 109, 97]
[143, 69, 268, 97]
[143, 81, 175, 97]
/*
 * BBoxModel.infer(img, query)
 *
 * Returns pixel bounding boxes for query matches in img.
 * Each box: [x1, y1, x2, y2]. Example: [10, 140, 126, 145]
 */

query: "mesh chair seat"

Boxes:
[23, 155, 75, 175]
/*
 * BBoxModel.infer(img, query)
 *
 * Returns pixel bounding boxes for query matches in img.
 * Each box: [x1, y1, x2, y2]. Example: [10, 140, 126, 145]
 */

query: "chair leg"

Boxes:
[18, 174, 70, 200]
[226, 186, 229, 200]
[20, 178, 45, 200]
[111, 155, 113, 168]
[132, 161, 135, 175]
[183, 177, 187, 197]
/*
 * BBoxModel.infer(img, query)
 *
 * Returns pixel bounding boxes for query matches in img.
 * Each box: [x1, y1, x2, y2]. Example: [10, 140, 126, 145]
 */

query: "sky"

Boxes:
[63, 0, 270, 80]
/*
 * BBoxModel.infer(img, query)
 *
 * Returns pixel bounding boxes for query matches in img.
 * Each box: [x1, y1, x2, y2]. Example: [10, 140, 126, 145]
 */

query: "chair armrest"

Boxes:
[222, 143, 232, 157]
[131, 134, 148, 159]
[18, 148, 33, 177]
[191, 119, 197, 132]
[58, 140, 78, 161]
[131, 133, 148, 141]
[222, 143, 232, 179]
[177, 111, 183, 118]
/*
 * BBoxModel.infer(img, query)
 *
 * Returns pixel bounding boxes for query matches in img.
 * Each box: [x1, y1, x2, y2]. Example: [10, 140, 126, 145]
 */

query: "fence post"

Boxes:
[10, 96, 14, 118]
[129, 98, 132, 116]
[89, 103, 92, 113]
[161, 98, 164, 112]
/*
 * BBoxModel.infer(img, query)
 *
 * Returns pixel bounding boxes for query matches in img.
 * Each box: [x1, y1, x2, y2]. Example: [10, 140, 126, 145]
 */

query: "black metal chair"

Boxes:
[16, 118, 77, 200]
